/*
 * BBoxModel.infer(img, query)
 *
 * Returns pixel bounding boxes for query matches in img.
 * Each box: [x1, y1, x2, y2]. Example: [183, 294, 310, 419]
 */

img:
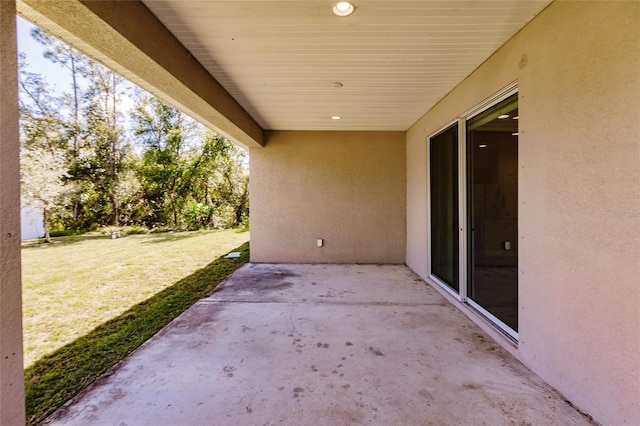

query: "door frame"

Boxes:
[427, 81, 519, 340]
[426, 119, 462, 301]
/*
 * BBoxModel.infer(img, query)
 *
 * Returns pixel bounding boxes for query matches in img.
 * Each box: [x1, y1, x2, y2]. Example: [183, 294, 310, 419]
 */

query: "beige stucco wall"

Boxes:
[406, 2, 639, 425]
[0, 0, 26, 424]
[251, 131, 406, 264]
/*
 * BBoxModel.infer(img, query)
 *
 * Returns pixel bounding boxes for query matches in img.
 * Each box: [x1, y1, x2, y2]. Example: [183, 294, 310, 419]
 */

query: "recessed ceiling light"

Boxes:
[333, 2, 355, 17]
[512, 132, 519, 136]
[479, 144, 487, 148]
[331, 115, 342, 120]
[498, 114, 509, 119]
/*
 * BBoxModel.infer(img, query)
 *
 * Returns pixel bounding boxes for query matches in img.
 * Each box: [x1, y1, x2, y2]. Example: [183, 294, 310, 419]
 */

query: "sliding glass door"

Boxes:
[466, 94, 519, 333]
[428, 88, 519, 337]
[429, 124, 459, 293]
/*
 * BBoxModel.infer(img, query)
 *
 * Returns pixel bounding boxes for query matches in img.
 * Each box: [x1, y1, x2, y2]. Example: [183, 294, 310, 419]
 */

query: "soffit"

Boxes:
[141, 1, 551, 131]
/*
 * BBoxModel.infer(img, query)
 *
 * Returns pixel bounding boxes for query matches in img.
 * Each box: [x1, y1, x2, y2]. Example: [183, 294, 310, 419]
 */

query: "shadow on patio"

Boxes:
[45, 264, 594, 425]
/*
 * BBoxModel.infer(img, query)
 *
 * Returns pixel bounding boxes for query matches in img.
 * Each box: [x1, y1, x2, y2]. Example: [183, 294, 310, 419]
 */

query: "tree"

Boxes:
[31, 29, 133, 228]
[31, 28, 88, 222]
[132, 95, 194, 227]
[132, 95, 249, 230]
[21, 25, 250, 233]
[18, 54, 69, 241]
[20, 147, 69, 242]
[81, 61, 129, 225]
[30, 28, 86, 130]
[196, 133, 249, 227]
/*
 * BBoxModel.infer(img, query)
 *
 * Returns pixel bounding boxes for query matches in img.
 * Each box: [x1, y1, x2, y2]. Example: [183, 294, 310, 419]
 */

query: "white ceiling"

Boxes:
[141, 1, 551, 131]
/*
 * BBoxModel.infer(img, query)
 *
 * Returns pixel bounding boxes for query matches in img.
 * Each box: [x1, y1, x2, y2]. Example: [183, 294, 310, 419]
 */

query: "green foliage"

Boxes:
[24, 242, 250, 425]
[123, 225, 149, 235]
[99, 225, 149, 236]
[131, 95, 249, 230]
[79, 62, 129, 226]
[149, 226, 173, 234]
[182, 200, 215, 230]
[48, 229, 76, 238]
[240, 215, 250, 231]
[19, 27, 252, 422]
[18, 52, 71, 242]
[20, 27, 249, 234]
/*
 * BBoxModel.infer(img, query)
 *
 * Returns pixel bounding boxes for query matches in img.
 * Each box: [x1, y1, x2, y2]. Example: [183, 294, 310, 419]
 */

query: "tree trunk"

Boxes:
[43, 208, 51, 243]
[172, 203, 178, 228]
[112, 193, 119, 226]
[108, 72, 119, 226]
[234, 193, 247, 226]
[234, 180, 249, 226]
[71, 55, 81, 224]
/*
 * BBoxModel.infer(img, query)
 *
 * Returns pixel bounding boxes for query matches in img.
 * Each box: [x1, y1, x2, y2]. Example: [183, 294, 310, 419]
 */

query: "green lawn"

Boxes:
[22, 229, 250, 424]
[21, 229, 249, 368]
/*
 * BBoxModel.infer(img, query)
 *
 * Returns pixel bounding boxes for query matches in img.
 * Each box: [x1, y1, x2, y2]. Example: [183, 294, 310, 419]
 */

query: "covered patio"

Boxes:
[1, 1, 638, 425]
[46, 264, 592, 425]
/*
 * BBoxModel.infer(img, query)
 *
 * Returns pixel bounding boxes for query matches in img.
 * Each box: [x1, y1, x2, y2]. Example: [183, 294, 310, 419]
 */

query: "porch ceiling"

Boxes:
[141, 0, 551, 131]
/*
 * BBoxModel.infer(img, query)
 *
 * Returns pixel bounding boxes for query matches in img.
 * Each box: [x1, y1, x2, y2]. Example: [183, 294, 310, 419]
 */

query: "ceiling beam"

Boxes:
[17, 0, 265, 148]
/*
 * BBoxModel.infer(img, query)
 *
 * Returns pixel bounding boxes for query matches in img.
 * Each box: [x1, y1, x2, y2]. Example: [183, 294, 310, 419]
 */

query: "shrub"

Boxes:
[99, 225, 150, 236]
[100, 226, 120, 236]
[122, 225, 148, 235]
[182, 201, 215, 230]
[149, 226, 172, 234]
[49, 229, 76, 238]
[240, 215, 250, 231]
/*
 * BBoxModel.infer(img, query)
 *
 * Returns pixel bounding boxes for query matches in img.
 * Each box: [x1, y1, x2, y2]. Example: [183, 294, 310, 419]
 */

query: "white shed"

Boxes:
[20, 206, 43, 240]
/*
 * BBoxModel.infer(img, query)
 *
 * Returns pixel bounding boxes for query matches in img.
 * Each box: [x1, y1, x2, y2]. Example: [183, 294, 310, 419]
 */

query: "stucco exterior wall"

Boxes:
[0, 0, 26, 424]
[251, 131, 406, 264]
[406, 2, 639, 425]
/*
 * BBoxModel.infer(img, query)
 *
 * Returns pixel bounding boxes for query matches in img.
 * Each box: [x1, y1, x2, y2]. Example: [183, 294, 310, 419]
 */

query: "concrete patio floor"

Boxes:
[46, 264, 594, 425]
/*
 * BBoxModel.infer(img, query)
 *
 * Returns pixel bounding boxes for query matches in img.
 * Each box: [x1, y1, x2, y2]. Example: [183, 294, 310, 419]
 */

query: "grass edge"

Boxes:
[25, 242, 250, 425]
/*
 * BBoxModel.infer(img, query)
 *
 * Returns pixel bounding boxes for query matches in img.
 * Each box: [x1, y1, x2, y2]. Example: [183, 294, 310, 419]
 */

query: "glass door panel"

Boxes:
[466, 94, 518, 332]
[429, 124, 459, 292]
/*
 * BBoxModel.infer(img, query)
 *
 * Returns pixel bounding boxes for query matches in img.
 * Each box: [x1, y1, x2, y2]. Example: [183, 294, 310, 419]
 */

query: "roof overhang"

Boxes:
[17, 0, 265, 148]
[17, 0, 552, 142]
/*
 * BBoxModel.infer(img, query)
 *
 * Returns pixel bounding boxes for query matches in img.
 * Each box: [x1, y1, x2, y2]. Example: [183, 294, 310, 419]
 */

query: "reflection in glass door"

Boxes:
[429, 124, 459, 293]
[466, 94, 519, 333]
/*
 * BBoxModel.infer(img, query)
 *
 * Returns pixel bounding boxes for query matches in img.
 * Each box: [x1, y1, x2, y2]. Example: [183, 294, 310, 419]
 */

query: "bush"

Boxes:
[122, 225, 148, 235]
[182, 201, 215, 230]
[99, 225, 150, 236]
[149, 226, 172, 234]
[49, 229, 76, 238]
[100, 226, 120, 236]
[240, 215, 249, 231]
